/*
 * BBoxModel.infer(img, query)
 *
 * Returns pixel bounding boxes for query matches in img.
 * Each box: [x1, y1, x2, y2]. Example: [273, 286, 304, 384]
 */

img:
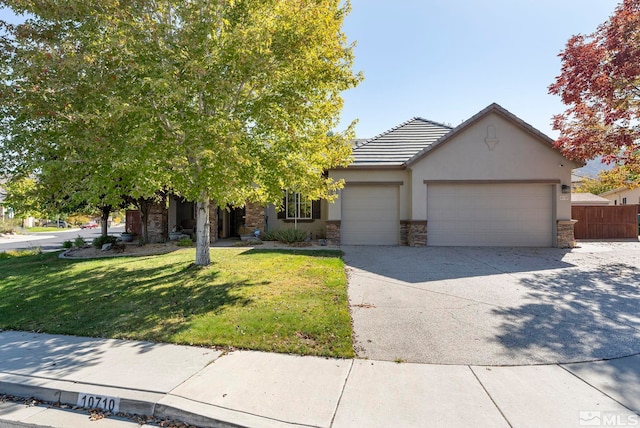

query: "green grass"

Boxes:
[0, 248, 43, 260]
[0, 248, 353, 358]
[24, 227, 69, 233]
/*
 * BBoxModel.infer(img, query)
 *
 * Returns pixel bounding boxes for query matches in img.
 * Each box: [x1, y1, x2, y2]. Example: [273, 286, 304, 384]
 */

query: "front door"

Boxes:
[219, 206, 246, 238]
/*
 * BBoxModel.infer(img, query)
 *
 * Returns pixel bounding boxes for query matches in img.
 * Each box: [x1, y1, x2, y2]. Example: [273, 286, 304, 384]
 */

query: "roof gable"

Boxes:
[405, 103, 567, 167]
[351, 118, 452, 167]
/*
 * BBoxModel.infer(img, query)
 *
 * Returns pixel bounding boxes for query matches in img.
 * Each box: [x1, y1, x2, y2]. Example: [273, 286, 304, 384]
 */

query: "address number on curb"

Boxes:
[77, 393, 120, 413]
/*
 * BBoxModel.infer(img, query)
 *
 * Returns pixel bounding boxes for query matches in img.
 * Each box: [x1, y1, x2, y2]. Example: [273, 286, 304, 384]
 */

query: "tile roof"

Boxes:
[351, 118, 453, 167]
[349, 103, 571, 169]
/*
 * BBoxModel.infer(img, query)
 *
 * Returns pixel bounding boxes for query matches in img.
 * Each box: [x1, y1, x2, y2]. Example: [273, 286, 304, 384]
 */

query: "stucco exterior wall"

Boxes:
[327, 169, 411, 221]
[265, 201, 328, 239]
[408, 113, 576, 221]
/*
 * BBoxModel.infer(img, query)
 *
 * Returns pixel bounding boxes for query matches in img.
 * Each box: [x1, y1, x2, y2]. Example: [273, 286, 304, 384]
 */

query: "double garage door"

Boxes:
[340, 183, 554, 247]
[427, 183, 554, 247]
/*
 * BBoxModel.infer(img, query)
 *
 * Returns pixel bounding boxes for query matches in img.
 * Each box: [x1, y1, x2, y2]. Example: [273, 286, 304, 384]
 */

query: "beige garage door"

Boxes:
[427, 183, 554, 247]
[342, 185, 399, 245]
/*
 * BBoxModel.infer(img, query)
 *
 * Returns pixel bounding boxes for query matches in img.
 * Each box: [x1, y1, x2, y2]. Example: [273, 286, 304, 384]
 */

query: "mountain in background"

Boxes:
[572, 157, 614, 178]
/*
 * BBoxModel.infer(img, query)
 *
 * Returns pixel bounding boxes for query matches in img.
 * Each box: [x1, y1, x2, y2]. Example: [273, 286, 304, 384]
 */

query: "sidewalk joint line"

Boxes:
[557, 363, 640, 416]
[329, 359, 354, 427]
[468, 366, 514, 428]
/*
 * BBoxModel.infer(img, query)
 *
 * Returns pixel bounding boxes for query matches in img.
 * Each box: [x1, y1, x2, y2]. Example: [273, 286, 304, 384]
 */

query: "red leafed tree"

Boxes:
[550, 0, 640, 173]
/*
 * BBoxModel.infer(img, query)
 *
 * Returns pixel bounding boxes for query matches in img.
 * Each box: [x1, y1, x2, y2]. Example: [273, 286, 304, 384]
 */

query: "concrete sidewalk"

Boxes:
[0, 332, 639, 427]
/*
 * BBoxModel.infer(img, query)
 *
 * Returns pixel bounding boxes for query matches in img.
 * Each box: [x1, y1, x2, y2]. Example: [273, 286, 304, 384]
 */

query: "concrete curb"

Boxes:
[0, 375, 293, 428]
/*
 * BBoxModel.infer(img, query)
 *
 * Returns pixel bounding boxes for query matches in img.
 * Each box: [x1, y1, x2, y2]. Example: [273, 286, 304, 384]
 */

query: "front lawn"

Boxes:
[0, 248, 353, 358]
[23, 227, 68, 233]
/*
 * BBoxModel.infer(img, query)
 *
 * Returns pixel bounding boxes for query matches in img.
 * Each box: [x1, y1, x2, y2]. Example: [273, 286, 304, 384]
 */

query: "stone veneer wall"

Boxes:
[244, 202, 265, 233]
[407, 221, 427, 247]
[400, 221, 409, 246]
[147, 202, 168, 243]
[557, 219, 577, 248]
[326, 221, 340, 245]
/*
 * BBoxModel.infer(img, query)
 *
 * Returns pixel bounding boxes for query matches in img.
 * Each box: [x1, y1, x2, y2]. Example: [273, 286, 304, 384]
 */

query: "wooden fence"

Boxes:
[572, 205, 639, 239]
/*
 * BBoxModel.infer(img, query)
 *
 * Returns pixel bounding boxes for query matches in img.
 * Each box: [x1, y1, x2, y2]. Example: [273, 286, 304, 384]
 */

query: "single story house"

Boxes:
[599, 186, 640, 206]
[325, 103, 578, 247]
[133, 103, 579, 247]
[571, 192, 612, 206]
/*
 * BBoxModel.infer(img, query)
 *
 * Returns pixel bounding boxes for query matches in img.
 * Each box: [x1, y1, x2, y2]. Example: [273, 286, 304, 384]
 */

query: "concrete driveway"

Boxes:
[343, 242, 640, 365]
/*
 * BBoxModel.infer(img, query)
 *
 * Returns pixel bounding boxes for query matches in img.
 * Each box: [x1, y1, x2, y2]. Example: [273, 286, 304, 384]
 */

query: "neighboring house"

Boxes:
[0, 183, 11, 222]
[571, 192, 612, 206]
[599, 186, 640, 206]
[571, 173, 585, 188]
[135, 103, 579, 247]
[0, 186, 6, 221]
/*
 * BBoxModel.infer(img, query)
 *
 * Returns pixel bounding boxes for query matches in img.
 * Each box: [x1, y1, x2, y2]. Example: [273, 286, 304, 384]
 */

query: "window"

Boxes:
[622, 197, 627, 205]
[286, 191, 312, 220]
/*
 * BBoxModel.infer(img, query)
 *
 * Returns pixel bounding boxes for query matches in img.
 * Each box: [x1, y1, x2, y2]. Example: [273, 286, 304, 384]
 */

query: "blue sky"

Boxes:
[340, 0, 620, 139]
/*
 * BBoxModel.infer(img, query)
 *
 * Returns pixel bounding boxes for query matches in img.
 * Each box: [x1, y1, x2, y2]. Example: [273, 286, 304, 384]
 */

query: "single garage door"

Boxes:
[342, 185, 399, 245]
[427, 183, 554, 247]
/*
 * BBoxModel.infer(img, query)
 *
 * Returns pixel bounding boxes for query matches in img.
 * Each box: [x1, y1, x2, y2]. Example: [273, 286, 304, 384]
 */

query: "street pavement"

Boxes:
[0, 331, 638, 428]
[0, 226, 123, 252]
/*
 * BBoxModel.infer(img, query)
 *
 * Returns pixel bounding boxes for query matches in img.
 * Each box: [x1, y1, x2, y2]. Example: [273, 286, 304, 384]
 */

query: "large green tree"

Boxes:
[0, 0, 360, 265]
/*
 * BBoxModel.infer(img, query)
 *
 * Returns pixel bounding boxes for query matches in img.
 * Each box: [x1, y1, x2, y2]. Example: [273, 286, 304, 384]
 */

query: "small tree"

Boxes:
[550, 0, 640, 180]
[3, 177, 42, 225]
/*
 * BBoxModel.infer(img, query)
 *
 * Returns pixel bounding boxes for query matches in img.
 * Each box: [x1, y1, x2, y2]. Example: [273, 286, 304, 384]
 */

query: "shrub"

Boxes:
[92, 235, 119, 248]
[74, 235, 87, 248]
[62, 240, 73, 249]
[0, 218, 21, 234]
[261, 230, 277, 241]
[262, 228, 308, 244]
[176, 237, 194, 247]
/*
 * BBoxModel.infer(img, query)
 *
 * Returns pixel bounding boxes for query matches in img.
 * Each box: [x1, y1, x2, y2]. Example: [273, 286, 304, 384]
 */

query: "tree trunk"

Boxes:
[195, 194, 211, 266]
[100, 205, 111, 237]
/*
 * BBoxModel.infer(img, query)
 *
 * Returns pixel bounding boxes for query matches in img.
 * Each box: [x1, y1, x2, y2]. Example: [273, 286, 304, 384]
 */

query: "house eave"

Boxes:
[331, 164, 406, 171]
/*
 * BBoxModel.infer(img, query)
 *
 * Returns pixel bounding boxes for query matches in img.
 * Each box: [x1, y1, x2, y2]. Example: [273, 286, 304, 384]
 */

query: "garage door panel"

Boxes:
[427, 183, 553, 247]
[342, 186, 399, 245]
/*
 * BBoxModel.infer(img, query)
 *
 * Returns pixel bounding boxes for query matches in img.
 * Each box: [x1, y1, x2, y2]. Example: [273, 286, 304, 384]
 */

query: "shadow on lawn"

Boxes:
[0, 252, 264, 343]
[491, 262, 640, 363]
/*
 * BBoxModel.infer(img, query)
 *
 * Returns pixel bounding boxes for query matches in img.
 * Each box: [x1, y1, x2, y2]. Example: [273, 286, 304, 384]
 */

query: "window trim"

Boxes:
[285, 191, 313, 220]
